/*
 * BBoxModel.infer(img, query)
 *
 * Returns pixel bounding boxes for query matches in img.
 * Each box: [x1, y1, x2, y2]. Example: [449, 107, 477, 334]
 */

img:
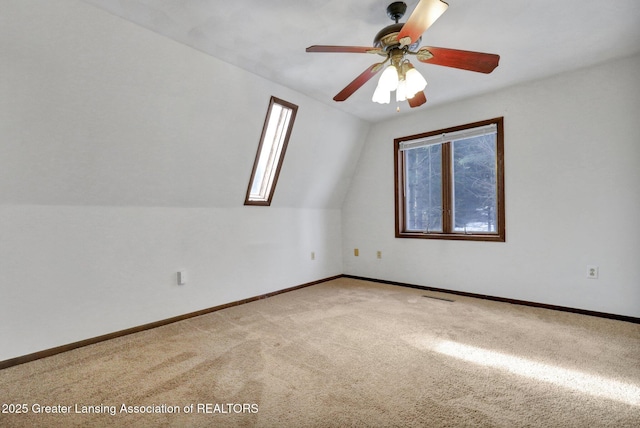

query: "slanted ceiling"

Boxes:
[81, 0, 640, 122]
[1, 0, 370, 209]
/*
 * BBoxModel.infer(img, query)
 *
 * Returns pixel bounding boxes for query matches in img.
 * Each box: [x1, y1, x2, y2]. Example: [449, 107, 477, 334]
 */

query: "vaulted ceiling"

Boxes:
[82, 0, 640, 122]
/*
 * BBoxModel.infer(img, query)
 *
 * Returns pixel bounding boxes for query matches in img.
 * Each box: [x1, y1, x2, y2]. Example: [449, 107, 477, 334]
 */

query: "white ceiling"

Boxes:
[81, 0, 640, 122]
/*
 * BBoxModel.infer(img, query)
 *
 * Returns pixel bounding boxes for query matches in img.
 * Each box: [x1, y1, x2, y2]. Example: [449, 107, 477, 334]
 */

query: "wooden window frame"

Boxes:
[245, 96, 298, 206]
[394, 117, 505, 242]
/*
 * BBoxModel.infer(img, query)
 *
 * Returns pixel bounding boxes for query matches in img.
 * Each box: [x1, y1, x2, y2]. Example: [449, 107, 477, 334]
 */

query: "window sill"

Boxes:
[396, 231, 505, 242]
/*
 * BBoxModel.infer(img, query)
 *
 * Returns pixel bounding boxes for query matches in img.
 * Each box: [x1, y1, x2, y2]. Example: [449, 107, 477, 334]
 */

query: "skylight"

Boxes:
[245, 96, 298, 206]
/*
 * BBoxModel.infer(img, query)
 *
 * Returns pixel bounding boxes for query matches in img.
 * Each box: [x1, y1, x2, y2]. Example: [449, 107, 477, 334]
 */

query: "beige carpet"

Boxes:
[1, 277, 639, 427]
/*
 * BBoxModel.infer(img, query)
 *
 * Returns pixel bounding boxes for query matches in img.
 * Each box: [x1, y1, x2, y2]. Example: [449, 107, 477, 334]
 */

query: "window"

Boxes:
[394, 117, 505, 241]
[245, 96, 298, 205]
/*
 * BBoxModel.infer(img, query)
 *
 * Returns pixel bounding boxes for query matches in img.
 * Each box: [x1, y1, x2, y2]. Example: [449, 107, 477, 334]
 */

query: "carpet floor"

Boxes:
[1, 277, 639, 427]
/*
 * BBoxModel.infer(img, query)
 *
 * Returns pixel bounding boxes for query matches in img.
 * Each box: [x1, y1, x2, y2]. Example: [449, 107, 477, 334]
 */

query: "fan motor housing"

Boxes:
[373, 23, 421, 52]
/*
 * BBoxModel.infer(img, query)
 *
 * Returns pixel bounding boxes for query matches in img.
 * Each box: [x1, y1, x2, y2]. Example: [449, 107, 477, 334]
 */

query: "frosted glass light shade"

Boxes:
[372, 84, 391, 104]
[378, 65, 399, 91]
[405, 67, 427, 98]
[396, 80, 408, 102]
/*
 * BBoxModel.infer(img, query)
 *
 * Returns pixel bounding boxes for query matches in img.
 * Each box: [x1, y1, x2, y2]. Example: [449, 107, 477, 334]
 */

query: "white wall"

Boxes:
[0, 0, 369, 361]
[343, 53, 640, 318]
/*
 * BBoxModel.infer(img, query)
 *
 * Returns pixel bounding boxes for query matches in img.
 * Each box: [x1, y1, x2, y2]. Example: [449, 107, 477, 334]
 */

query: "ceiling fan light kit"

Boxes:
[306, 0, 499, 110]
[373, 59, 427, 105]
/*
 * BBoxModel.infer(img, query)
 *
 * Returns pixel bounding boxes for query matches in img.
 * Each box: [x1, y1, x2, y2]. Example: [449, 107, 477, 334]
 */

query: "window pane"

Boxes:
[245, 96, 298, 206]
[249, 104, 292, 201]
[452, 134, 497, 233]
[404, 144, 442, 232]
[395, 117, 504, 241]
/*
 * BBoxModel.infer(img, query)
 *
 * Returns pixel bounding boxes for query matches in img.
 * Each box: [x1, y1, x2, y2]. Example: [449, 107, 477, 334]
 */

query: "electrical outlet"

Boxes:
[177, 270, 187, 285]
[377, 251, 382, 259]
[587, 265, 599, 279]
[354, 248, 359, 257]
[311, 251, 315, 260]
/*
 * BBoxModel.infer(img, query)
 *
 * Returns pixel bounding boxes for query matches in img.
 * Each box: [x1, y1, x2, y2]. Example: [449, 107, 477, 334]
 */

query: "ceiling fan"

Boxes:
[306, 0, 500, 109]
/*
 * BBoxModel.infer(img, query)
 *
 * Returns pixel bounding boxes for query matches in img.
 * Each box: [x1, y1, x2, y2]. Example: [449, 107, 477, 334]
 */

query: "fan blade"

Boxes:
[398, 0, 449, 47]
[333, 63, 384, 102]
[417, 47, 500, 74]
[408, 91, 427, 108]
[306, 45, 381, 54]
